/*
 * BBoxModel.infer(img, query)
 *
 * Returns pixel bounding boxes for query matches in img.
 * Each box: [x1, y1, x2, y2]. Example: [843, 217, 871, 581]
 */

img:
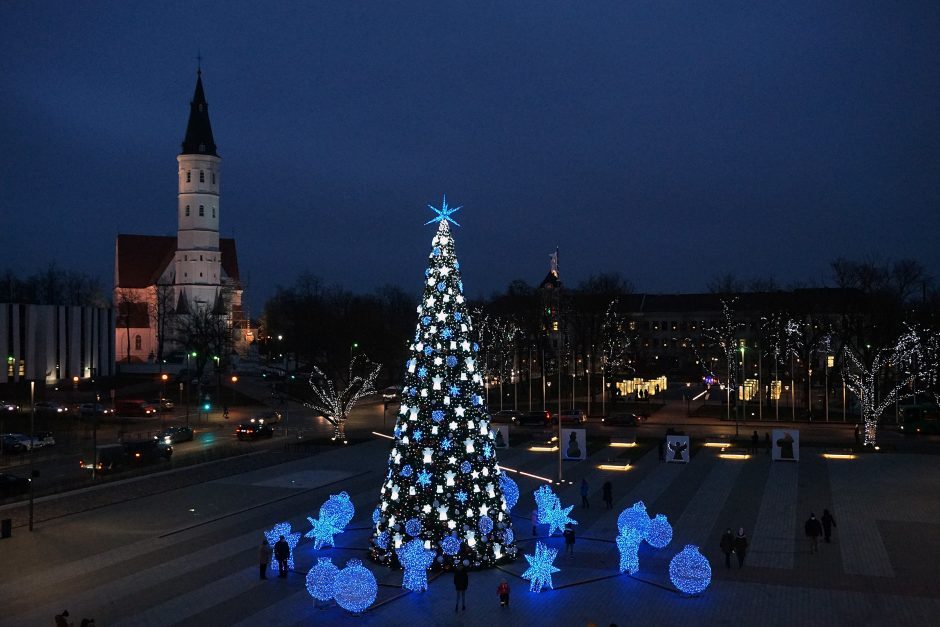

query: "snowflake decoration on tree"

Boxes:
[522, 541, 561, 593]
[416, 469, 432, 487]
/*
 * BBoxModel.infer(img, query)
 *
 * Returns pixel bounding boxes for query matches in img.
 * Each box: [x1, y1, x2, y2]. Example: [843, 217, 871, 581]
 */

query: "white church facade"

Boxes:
[114, 71, 244, 363]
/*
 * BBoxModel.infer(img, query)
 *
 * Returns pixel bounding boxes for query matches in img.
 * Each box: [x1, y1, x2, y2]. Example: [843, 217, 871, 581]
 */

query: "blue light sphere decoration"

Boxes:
[333, 559, 378, 613]
[396, 539, 436, 592]
[479, 516, 494, 535]
[405, 518, 423, 537]
[499, 473, 520, 511]
[646, 514, 673, 549]
[375, 531, 390, 550]
[617, 500, 651, 538]
[669, 545, 712, 595]
[441, 534, 461, 555]
[306, 557, 340, 602]
[372, 507, 382, 525]
[320, 492, 355, 530]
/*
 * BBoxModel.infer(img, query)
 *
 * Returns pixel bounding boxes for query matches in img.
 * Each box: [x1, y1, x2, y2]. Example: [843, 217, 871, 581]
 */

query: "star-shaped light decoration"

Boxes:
[396, 539, 436, 592]
[306, 515, 344, 550]
[417, 468, 432, 487]
[522, 541, 561, 593]
[455, 406, 466, 417]
[544, 502, 577, 535]
[425, 194, 462, 226]
[265, 522, 302, 570]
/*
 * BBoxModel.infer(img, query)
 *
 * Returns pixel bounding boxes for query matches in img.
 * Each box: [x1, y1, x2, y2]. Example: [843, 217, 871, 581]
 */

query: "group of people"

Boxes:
[721, 509, 837, 568]
[258, 535, 291, 579]
[452, 564, 511, 611]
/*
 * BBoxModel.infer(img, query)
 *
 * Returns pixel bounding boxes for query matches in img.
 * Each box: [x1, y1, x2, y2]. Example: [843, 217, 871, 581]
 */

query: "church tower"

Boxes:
[173, 69, 222, 312]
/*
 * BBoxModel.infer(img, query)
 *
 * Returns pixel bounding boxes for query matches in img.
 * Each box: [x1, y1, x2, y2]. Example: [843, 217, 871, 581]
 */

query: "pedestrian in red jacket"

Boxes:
[497, 579, 510, 607]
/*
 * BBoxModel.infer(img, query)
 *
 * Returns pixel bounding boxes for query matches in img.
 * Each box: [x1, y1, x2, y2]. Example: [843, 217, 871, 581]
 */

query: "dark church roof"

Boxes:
[115, 234, 240, 288]
[181, 71, 218, 157]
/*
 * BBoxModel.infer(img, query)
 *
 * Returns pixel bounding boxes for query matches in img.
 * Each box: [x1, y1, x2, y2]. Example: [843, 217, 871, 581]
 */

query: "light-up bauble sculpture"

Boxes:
[333, 559, 378, 613]
[646, 514, 673, 549]
[306, 557, 339, 602]
[669, 545, 711, 595]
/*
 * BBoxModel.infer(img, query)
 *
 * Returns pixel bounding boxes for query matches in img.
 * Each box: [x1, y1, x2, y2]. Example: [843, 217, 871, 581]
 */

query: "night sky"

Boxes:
[2, 1, 938, 314]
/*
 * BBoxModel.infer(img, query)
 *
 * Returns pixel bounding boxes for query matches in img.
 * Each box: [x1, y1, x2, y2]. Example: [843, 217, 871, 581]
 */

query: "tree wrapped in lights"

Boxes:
[842, 327, 921, 447]
[369, 199, 516, 569]
[306, 355, 382, 442]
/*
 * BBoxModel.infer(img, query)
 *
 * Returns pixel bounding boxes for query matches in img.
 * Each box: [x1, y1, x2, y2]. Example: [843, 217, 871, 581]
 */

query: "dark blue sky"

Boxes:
[2, 1, 938, 314]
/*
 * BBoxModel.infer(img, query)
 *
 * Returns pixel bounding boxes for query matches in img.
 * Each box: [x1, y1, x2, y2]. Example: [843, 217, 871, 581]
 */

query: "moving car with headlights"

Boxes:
[155, 426, 194, 444]
[147, 398, 175, 411]
[1, 400, 19, 412]
[80, 441, 172, 473]
[80, 403, 115, 418]
[602, 413, 643, 427]
[35, 401, 69, 414]
[491, 410, 523, 424]
[236, 420, 274, 441]
[114, 400, 158, 417]
[559, 408, 588, 424]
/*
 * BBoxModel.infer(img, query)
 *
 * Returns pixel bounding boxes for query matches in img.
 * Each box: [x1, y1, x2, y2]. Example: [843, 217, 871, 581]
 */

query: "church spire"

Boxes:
[181, 70, 218, 156]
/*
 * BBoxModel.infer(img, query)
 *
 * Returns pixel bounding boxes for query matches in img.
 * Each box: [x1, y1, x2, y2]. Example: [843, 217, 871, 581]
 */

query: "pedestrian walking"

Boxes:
[454, 565, 469, 612]
[496, 578, 510, 607]
[564, 523, 576, 556]
[55, 610, 72, 627]
[854, 424, 860, 446]
[805, 513, 822, 554]
[602, 481, 613, 509]
[821, 509, 837, 543]
[259, 537, 273, 580]
[274, 535, 290, 577]
[751, 430, 759, 455]
[720, 528, 734, 568]
[764, 432, 771, 455]
[531, 508, 539, 536]
[733, 528, 748, 568]
[580, 478, 590, 508]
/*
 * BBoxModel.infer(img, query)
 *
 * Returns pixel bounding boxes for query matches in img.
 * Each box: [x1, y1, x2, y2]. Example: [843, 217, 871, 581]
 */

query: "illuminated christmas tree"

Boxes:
[369, 197, 517, 569]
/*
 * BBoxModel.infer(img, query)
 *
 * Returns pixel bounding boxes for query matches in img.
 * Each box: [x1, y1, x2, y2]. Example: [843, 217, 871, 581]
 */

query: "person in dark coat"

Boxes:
[454, 565, 469, 612]
[805, 513, 823, 554]
[821, 509, 837, 543]
[720, 528, 734, 568]
[259, 537, 273, 580]
[55, 611, 71, 627]
[764, 432, 771, 455]
[563, 523, 576, 556]
[751, 430, 759, 454]
[602, 481, 613, 509]
[274, 535, 290, 577]
[580, 478, 590, 508]
[733, 528, 748, 568]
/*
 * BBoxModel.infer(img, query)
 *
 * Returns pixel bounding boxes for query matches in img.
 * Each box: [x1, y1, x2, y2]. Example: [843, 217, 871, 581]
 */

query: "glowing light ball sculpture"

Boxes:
[334, 559, 378, 614]
[646, 514, 673, 549]
[369, 202, 517, 568]
[669, 545, 712, 595]
[499, 473, 520, 511]
[396, 539, 436, 592]
[321, 491, 355, 530]
[521, 541, 561, 593]
[616, 527, 643, 574]
[264, 522, 302, 571]
[617, 501, 651, 538]
[306, 557, 339, 603]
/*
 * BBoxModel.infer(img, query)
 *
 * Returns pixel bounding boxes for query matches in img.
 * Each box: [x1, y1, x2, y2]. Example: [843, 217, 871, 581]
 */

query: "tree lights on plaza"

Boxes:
[306, 357, 382, 443]
[369, 200, 516, 569]
[668, 545, 711, 595]
[521, 541, 561, 592]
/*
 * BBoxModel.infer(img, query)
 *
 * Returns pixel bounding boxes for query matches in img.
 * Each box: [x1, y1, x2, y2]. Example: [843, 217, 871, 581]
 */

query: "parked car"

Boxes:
[80, 403, 115, 418]
[3, 433, 38, 450]
[236, 421, 274, 441]
[517, 410, 552, 426]
[1, 434, 27, 454]
[155, 426, 194, 444]
[249, 411, 282, 424]
[34, 431, 56, 447]
[602, 413, 642, 427]
[124, 440, 173, 463]
[35, 401, 69, 414]
[80, 441, 172, 473]
[899, 404, 940, 435]
[80, 444, 126, 473]
[0, 472, 30, 498]
[559, 409, 587, 424]
[114, 400, 157, 417]
[381, 386, 401, 401]
[491, 410, 523, 424]
[1, 400, 19, 412]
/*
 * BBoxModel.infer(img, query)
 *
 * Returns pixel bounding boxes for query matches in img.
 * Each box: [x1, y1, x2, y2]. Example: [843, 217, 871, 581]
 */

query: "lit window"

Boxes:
[199, 205, 204, 216]
[186, 171, 191, 183]
[134, 335, 142, 351]
[200, 170, 205, 183]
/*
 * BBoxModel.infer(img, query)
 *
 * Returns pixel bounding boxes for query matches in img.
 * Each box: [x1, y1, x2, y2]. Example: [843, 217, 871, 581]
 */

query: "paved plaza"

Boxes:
[1, 428, 939, 626]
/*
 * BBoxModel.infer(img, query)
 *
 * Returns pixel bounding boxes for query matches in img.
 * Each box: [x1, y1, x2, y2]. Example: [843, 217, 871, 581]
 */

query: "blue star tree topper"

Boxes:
[522, 541, 561, 592]
[370, 198, 516, 568]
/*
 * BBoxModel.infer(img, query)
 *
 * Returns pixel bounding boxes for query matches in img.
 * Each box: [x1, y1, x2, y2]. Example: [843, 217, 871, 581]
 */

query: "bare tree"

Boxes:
[699, 299, 744, 421]
[116, 289, 144, 363]
[842, 327, 920, 447]
[173, 301, 233, 381]
[305, 354, 382, 442]
[152, 282, 175, 363]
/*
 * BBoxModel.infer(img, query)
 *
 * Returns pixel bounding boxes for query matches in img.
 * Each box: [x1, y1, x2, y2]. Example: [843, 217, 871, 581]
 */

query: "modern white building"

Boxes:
[114, 71, 243, 363]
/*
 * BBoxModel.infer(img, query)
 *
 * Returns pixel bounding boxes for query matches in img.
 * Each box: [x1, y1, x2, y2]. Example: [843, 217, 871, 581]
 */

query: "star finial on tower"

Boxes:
[425, 195, 462, 227]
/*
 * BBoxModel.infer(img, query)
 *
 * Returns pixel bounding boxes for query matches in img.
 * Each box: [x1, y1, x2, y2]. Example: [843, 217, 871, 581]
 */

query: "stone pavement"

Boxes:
[1, 431, 939, 626]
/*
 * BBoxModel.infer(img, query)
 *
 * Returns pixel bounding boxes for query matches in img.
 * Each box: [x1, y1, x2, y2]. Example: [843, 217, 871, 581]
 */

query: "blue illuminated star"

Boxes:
[417, 469, 432, 487]
[425, 195, 462, 226]
[522, 541, 561, 593]
[305, 515, 343, 550]
[544, 502, 577, 535]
